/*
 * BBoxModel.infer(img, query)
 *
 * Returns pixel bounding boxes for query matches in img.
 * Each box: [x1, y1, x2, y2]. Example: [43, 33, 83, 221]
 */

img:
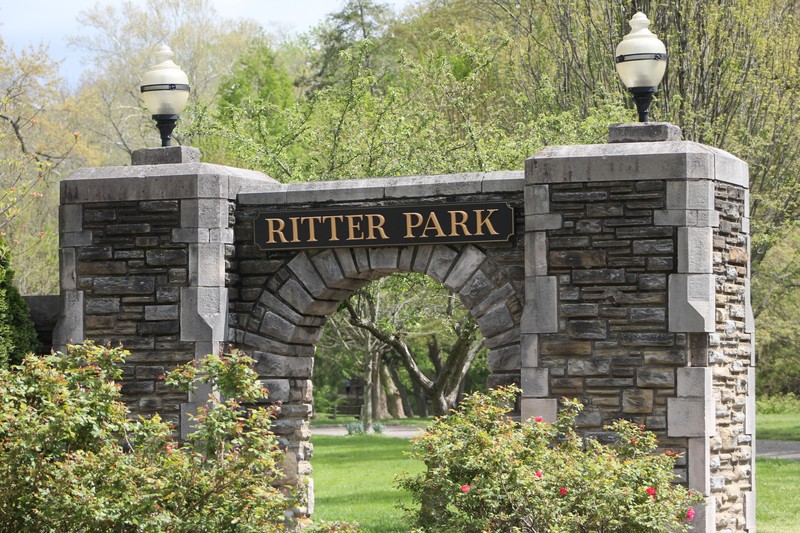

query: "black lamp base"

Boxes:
[629, 87, 657, 123]
[152, 114, 179, 147]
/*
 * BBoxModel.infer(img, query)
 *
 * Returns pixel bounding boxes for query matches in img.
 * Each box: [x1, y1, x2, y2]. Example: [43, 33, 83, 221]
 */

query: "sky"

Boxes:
[0, 0, 415, 85]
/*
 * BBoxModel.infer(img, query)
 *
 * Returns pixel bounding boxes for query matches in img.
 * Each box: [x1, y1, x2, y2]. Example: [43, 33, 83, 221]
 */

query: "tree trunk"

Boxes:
[411, 377, 428, 417]
[372, 355, 391, 420]
[389, 360, 413, 417]
[431, 390, 450, 417]
[361, 342, 377, 434]
[381, 361, 405, 419]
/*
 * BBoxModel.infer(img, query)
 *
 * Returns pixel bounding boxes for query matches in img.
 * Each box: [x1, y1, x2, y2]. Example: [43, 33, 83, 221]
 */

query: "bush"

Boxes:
[756, 392, 800, 414]
[0, 243, 39, 367]
[398, 387, 702, 533]
[0, 342, 294, 531]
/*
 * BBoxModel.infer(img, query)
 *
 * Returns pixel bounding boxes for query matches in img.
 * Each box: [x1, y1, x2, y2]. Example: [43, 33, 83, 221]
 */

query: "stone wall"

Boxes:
[73, 198, 193, 424]
[55, 146, 275, 435]
[228, 173, 526, 512]
[521, 124, 753, 532]
[55, 125, 754, 532]
[710, 183, 755, 532]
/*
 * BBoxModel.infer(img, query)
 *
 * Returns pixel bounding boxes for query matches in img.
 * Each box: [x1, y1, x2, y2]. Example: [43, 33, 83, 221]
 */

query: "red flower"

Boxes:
[559, 487, 568, 496]
[686, 507, 696, 521]
[646, 486, 656, 498]
[534, 416, 543, 423]
[535, 471, 543, 478]
[461, 485, 471, 493]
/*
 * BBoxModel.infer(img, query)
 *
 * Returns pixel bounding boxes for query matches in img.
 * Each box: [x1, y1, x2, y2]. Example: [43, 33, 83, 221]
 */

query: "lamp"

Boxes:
[140, 44, 190, 147]
[615, 12, 667, 123]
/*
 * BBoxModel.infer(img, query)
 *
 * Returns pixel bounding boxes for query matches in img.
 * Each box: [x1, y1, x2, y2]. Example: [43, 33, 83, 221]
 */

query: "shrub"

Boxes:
[0, 243, 39, 367]
[397, 386, 702, 533]
[0, 342, 294, 531]
[756, 392, 800, 414]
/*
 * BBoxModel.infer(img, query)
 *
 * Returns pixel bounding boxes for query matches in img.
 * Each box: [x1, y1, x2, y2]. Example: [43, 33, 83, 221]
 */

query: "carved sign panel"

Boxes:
[254, 202, 515, 251]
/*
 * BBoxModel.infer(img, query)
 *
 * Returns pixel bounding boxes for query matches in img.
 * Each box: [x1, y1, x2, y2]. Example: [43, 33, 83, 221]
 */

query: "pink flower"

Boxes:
[686, 507, 695, 521]
[535, 471, 543, 478]
[646, 486, 656, 498]
[165, 444, 174, 455]
[461, 484, 471, 493]
[559, 487, 568, 496]
[534, 416, 543, 423]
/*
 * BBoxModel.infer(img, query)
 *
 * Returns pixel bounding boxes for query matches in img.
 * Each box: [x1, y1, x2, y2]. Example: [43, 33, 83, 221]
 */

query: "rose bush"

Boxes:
[398, 386, 702, 532]
[0, 342, 294, 531]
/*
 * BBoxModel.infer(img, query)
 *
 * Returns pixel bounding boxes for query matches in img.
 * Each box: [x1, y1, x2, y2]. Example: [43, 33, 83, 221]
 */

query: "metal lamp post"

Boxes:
[140, 44, 190, 147]
[615, 12, 667, 123]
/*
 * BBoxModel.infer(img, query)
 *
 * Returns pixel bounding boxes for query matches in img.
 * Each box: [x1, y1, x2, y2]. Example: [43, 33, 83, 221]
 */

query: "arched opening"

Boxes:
[228, 244, 524, 517]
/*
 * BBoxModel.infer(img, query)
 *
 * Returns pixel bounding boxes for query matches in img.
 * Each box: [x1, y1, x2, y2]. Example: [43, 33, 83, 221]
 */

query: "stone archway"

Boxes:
[228, 244, 524, 511]
[57, 127, 756, 531]
[235, 244, 523, 381]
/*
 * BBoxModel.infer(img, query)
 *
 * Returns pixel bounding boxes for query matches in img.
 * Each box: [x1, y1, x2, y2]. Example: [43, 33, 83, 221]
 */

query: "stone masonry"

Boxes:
[55, 146, 275, 435]
[521, 123, 753, 532]
[56, 124, 753, 532]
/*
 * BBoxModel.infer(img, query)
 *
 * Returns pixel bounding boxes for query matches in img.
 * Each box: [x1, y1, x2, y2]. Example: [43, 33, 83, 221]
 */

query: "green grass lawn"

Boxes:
[310, 435, 799, 532]
[310, 435, 424, 532]
[757, 458, 800, 532]
[756, 413, 800, 441]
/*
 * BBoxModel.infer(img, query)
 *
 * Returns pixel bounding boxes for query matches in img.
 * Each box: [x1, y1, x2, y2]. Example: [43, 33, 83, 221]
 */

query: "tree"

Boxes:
[304, 0, 395, 92]
[317, 282, 399, 433]
[0, 241, 39, 366]
[193, 0, 800, 397]
[0, 38, 83, 294]
[460, 0, 800, 304]
[67, 0, 263, 164]
[341, 275, 485, 417]
[191, 37, 297, 169]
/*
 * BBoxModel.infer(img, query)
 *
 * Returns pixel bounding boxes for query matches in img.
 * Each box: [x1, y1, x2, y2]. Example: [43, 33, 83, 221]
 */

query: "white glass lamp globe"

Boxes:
[140, 44, 190, 116]
[615, 12, 667, 89]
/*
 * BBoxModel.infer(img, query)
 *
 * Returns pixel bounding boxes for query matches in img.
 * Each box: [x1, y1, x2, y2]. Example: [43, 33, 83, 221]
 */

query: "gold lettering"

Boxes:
[300, 216, 322, 242]
[474, 209, 499, 236]
[321, 215, 345, 241]
[404, 212, 423, 238]
[346, 215, 365, 240]
[265, 218, 288, 243]
[449, 210, 470, 237]
[366, 214, 388, 240]
[421, 212, 446, 238]
[289, 217, 301, 243]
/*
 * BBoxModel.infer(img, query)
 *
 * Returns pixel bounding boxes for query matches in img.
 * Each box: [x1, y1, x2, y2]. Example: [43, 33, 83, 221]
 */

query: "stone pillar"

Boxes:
[521, 123, 754, 533]
[55, 146, 275, 432]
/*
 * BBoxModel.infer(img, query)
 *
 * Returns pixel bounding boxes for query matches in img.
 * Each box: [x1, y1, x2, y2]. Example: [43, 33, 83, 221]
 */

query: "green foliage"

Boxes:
[0, 342, 293, 531]
[398, 387, 701, 532]
[0, 242, 39, 367]
[757, 393, 800, 415]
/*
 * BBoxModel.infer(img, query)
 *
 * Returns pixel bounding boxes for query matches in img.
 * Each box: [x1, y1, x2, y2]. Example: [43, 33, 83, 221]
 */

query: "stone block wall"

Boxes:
[55, 126, 754, 531]
[71, 198, 193, 425]
[228, 173, 527, 512]
[522, 124, 753, 533]
[710, 183, 755, 531]
[55, 146, 276, 435]
[523, 179, 683, 441]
